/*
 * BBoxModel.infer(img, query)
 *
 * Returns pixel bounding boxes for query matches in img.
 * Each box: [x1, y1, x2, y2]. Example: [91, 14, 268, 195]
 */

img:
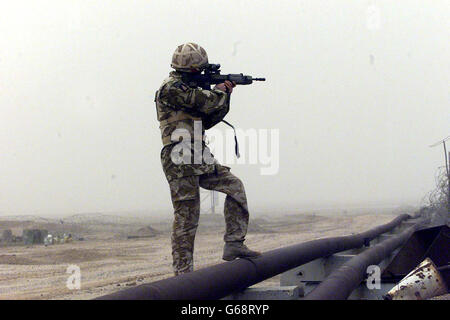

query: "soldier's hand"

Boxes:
[214, 80, 236, 93]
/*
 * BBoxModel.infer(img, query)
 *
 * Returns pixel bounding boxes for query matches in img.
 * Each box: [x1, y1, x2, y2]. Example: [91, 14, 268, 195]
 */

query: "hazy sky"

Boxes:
[0, 1, 448, 216]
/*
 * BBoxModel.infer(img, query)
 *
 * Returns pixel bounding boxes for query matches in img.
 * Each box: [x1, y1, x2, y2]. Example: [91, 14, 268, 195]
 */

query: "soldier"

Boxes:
[155, 42, 261, 276]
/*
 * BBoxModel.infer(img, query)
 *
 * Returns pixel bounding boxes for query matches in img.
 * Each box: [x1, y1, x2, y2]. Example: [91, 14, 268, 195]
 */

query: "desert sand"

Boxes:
[0, 212, 396, 300]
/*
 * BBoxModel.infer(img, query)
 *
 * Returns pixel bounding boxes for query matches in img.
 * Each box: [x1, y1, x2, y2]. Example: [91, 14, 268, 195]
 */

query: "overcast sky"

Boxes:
[0, 1, 448, 216]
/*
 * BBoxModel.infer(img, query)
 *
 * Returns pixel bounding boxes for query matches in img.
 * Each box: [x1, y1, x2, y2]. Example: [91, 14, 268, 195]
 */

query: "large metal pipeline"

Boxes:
[96, 214, 410, 300]
[304, 218, 426, 300]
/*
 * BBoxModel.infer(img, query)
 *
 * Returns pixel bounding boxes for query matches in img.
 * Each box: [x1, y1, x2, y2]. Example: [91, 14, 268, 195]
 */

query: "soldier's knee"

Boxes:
[232, 177, 245, 194]
[173, 199, 199, 216]
[173, 199, 200, 230]
[169, 176, 199, 202]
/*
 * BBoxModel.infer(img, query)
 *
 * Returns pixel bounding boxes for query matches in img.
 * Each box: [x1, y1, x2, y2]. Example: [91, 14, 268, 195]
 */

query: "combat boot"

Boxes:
[222, 241, 261, 261]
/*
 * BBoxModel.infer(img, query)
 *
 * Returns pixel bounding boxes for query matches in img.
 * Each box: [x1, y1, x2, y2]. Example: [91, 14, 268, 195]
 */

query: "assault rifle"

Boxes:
[181, 63, 266, 90]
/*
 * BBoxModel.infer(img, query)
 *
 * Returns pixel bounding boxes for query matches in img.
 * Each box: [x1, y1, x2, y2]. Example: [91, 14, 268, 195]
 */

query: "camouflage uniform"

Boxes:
[155, 71, 250, 275]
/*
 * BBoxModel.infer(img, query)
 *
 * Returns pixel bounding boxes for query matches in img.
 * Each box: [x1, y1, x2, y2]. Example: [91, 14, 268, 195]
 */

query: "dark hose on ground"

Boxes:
[95, 214, 411, 300]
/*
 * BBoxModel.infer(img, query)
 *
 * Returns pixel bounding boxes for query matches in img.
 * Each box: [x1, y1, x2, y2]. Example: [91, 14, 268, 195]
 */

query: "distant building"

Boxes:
[2, 229, 13, 243]
[22, 229, 48, 245]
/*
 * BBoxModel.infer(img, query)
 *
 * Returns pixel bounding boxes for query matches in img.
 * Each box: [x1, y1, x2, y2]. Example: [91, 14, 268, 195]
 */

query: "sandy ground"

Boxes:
[0, 213, 396, 300]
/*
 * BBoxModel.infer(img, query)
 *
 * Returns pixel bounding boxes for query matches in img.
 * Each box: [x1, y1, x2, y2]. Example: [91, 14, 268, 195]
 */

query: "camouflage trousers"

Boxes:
[167, 165, 249, 276]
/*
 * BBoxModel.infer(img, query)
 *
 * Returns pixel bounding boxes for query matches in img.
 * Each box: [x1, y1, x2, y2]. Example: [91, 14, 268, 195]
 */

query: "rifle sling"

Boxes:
[221, 120, 240, 159]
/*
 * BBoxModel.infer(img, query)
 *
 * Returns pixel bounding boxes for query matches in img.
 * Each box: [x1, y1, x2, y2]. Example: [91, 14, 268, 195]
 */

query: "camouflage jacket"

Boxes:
[155, 71, 230, 181]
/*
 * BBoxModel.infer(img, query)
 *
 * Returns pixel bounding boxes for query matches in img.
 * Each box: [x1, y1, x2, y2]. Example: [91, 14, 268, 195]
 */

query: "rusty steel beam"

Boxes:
[304, 218, 427, 300]
[96, 214, 410, 300]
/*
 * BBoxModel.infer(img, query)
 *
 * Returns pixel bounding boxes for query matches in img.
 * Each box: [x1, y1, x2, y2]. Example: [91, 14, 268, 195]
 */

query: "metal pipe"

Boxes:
[96, 214, 410, 300]
[304, 218, 426, 300]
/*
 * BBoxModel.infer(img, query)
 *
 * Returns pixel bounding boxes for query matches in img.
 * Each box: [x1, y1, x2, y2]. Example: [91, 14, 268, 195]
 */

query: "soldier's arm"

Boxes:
[161, 81, 229, 115]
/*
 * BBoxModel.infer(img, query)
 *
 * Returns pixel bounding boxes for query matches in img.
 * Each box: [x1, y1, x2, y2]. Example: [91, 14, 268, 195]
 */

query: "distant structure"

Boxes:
[23, 229, 48, 245]
[2, 229, 13, 243]
[429, 135, 450, 211]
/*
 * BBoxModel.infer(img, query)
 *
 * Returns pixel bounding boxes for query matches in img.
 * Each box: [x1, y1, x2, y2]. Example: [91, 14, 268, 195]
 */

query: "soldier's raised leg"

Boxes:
[199, 165, 260, 261]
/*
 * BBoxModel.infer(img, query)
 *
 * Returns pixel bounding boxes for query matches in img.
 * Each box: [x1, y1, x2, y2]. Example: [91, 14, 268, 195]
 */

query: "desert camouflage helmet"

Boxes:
[171, 42, 208, 72]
